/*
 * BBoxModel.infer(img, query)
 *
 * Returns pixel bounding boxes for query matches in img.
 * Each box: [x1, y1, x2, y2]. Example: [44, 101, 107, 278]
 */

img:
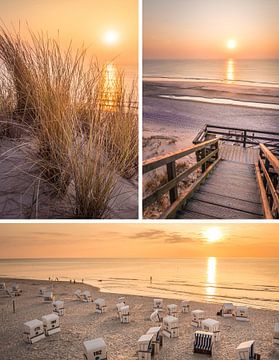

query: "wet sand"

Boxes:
[1, 278, 278, 360]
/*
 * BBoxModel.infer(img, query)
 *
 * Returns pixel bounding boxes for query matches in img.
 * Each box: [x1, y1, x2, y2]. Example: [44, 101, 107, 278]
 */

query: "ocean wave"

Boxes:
[159, 94, 279, 110]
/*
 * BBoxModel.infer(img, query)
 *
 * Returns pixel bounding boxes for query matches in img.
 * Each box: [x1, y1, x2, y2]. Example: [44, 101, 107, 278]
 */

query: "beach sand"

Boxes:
[143, 80, 279, 161]
[1, 278, 278, 359]
[0, 138, 138, 219]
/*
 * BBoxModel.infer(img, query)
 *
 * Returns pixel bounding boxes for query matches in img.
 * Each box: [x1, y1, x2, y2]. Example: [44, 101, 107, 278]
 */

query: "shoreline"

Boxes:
[1, 277, 278, 359]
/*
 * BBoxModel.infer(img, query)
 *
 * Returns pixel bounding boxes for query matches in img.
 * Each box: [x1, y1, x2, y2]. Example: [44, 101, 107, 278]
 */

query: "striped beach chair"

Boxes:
[193, 331, 214, 356]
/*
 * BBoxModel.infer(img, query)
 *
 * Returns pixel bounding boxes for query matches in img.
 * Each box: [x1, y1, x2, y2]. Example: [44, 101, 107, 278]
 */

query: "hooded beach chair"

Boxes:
[273, 323, 279, 344]
[191, 309, 205, 327]
[235, 306, 249, 321]
[119, 305, 130, 323]
[81, 290, 92, 302]
[23, 319, 45, 344]
[193, 331, 214, 356]
[153, 298, 163, 311]
[201, 318, 220, 341]
[42, 313, 61, 336]
[94, 298, 107, 313]
[43, 290, 53, 302]
[11, 283, 22, 296]
[220, 303, 235, 317]
[181, 300, 190, 313]
[137, 333, 154, 360]
[150, 309, 161, 323]
[74, 289, 82, 300]
[236, 340, 261, 359]
[83, 338, 108, 360]
[116, 301, 126, 318]
[167, 304, 178, 316]
[146, 326, 163, 354]
[162, 315, 179, 338]
[53, 300, 64, 316]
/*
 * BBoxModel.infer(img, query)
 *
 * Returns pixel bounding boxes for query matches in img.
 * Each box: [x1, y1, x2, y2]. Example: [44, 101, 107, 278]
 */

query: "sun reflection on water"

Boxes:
[206, 257, 217, 297]
[100, 63, 119, 111]
[226, 59, 234, 83]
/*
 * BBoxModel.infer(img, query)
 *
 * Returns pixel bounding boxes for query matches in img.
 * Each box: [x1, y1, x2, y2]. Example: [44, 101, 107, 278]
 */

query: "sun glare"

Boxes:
[203, 227, 223, 243]
[103, 30, 119, 46]
[227, 39, 237, 50]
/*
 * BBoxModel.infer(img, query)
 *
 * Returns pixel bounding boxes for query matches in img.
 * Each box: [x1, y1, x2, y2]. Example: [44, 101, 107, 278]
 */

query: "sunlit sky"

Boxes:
[0, 0, 138, 66]
[0, 223, 278, 258]
[144, 0, 279, 59]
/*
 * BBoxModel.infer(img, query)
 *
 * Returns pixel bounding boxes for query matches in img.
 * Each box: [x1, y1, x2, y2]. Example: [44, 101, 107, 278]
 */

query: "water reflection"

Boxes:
[226, 59, 234, 83]
[100, 63, 119, 111]
[206, 257, 216, 297]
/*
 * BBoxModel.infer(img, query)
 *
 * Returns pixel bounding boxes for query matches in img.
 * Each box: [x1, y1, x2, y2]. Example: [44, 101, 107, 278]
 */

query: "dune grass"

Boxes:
[0, 25, 138, 218]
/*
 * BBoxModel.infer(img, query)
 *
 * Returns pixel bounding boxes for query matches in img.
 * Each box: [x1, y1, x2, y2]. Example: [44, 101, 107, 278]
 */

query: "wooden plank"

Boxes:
[176, 210, 218, 219]
[198, 183, 261, 203]
[143, 148, 219, 209]
[143, 138, 219, 174]
[255, 164, 272, 219]
[160, 158, 221, 219]
[181, 199, 261, 219]
[192, 191, 262, 215]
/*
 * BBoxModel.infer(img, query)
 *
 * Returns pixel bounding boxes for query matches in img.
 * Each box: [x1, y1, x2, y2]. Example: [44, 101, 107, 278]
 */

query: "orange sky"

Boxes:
[0, 223, 278, 258]
[0, 0, 138, 66]
[144, 0, 279, 59]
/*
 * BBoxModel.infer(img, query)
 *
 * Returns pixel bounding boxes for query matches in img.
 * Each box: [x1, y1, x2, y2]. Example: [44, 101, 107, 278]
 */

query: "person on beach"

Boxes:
[150, 276, 152, 284]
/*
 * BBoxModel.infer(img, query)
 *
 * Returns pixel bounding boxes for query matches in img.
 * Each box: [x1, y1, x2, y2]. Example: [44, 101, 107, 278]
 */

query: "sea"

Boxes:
[0, 257, 278, 311]
[143, 59, 279, 87]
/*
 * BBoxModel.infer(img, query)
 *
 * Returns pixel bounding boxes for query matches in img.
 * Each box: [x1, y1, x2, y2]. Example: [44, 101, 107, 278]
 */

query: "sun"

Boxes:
[103, 30, 119, 46]
[203, 227, 223, 243]
[227, 39, 237, 50]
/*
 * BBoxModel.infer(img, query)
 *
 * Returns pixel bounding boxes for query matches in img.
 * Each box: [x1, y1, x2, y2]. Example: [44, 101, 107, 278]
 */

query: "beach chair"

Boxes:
[162, 315, 179, 338]
[146, 326, 163, 354]
[201, 318, 220, 341]
[74, 289, 82, 300]
[273, 323, 279, 344]
[119, 305, 130, 323]
[150, 309, 161, 323]
[218, 303, 235, 317]
[235, 306, 249, 321]
[118, 296, 125, 304]
[193, 331, 214, 356]
[137, 333, 154, 360]
[94, 298, 107, 314]
[116, 301, 126, 318]
[167, 304, 178, 316]
[83, 338, 108, 360]
[191, 309, 205, 327]
[39, 287, 46, 296]
[81, 290, 92, 302]
[11, 283, 22, 296]
[181, 300, 190, 313]
[43, 290, 53, 302]
[53, 300, 64, 316]
[42, 313, 61, 336]
[23, 319, 45, 344]
[0, 282, 6, 292]
[236, 340, 261, 360]
[153, 298, 163, 311]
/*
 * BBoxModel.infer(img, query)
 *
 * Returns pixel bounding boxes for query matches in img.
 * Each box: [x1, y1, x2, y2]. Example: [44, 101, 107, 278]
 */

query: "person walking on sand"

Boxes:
[150, 276, 152, 284]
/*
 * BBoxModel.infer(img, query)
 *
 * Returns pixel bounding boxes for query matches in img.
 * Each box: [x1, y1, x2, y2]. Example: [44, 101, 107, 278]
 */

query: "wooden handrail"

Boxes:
[143, 138, 220, 213]
[259, 143, 279, 175]
[257, 143, 279, 219]
[206, 124, 279, 137]
[143, 138, 219, 174]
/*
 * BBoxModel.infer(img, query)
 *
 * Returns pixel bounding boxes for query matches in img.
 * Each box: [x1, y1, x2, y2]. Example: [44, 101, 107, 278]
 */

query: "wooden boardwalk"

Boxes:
[143, 127, 279, 219]
[177, 160, 263, 219]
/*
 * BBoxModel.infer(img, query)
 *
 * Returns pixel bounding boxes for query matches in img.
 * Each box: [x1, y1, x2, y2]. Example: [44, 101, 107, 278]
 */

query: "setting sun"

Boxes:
[227, 39, 237, 50]
[103, 29, 119, 46]
[203, 227, 223, 243]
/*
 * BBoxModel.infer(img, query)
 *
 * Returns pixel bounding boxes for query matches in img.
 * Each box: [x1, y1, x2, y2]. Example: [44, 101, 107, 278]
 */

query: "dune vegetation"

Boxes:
[0, 25, 138, 218]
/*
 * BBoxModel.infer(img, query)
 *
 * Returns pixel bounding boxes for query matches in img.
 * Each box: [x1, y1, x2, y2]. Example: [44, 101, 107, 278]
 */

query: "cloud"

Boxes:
[130, 228, 197, 244]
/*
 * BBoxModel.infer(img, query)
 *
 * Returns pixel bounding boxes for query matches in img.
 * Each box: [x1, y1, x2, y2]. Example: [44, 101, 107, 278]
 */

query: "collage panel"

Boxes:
[0, 223, 278, 359]
[143, 0, 279, 220]
[0, 0, 138, 219]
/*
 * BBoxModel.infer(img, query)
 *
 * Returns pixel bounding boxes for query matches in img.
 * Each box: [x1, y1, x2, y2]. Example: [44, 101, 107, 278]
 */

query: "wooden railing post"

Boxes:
[243, 130, 247, 148]
[167, 161, 178, 204]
